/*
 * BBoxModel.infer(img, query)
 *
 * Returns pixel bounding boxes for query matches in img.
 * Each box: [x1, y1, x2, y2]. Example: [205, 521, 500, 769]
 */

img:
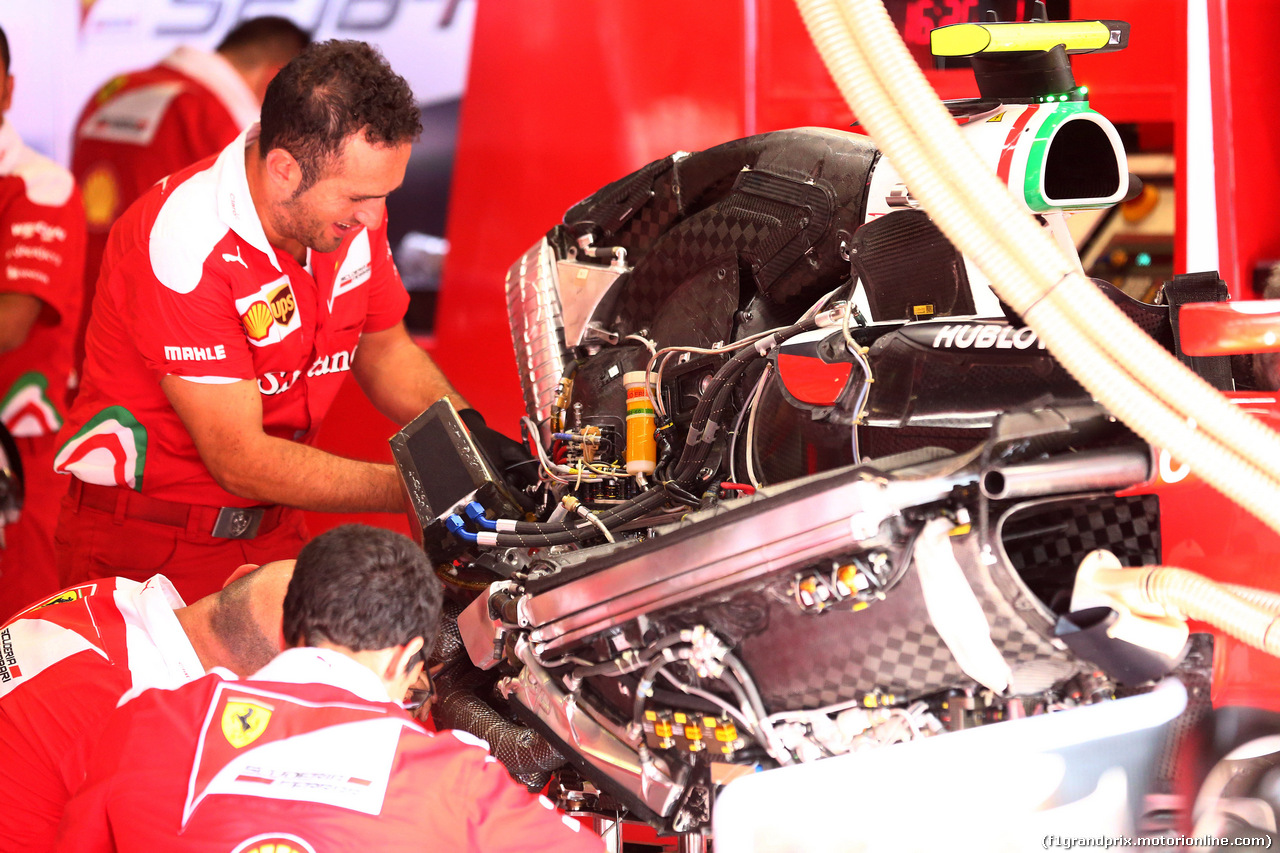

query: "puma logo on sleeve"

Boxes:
[222, 246, 247, 269]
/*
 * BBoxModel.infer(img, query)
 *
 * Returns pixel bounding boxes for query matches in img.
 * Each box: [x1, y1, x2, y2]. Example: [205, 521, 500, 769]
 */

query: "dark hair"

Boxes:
[283, 524, 442, 657]
[258, 40, 421, 193]
[208, 565, 283, 675]
[0, 26, 9, 75]
[216, 15, 311, 63]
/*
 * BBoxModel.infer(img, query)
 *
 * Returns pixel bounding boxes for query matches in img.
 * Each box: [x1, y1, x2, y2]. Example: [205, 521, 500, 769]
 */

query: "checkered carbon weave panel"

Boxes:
[612, 178, 682, 255]
[999, 494, 1162, 615]
[739, 529, 1081, 713]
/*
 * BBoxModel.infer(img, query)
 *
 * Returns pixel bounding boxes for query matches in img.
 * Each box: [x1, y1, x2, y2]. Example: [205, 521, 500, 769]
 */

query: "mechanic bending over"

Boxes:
[0, 23, 88, 623]
[0, 559, 294, 852]
[58, 525, 604, 853]
[53, 39, 529, 603]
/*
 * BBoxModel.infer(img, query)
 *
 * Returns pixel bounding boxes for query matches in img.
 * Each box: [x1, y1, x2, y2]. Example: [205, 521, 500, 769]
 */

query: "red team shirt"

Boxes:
[59, 648, 605, 853]
[0, 119, 87, 619]
[71, 46, 259, 375]
[0, 576, 202, 852]
[55, 126, 408, 506]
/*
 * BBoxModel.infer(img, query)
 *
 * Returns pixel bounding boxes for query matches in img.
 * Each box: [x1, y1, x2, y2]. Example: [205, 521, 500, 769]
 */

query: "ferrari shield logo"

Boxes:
[221, 700, 273, 748]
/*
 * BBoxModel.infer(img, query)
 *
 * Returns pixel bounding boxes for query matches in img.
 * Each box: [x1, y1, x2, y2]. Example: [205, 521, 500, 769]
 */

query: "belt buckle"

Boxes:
[211, 507, 265, 540]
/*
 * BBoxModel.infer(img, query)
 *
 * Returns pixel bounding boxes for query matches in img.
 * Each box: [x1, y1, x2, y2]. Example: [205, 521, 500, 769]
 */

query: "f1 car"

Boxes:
[394, 7, 1280, 848]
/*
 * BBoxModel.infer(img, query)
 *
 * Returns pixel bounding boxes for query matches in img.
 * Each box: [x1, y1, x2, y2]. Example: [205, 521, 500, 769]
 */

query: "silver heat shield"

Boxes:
[506, 238, 567, 428]
[499, 638, 688, 818]
[521, 465, 971, 654]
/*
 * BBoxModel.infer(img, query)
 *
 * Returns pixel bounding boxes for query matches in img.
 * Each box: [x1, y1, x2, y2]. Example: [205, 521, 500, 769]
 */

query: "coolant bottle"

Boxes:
[623, 371, 657, 475]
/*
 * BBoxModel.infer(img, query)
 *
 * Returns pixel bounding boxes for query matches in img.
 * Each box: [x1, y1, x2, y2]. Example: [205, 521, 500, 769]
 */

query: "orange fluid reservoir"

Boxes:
[623, 371, 657, 475]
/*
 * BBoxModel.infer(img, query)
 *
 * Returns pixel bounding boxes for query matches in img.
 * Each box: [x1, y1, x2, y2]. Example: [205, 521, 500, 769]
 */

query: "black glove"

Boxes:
[458, 408, 540, 491]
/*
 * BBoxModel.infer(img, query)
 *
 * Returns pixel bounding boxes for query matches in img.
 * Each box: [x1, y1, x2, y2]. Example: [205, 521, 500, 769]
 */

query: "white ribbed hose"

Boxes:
[793, 0, 1280, 536]
[1093, 567, 1280, 659]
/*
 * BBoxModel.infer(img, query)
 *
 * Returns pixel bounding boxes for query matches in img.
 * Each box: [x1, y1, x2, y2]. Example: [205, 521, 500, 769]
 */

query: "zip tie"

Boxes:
[687, 422, 718, 445]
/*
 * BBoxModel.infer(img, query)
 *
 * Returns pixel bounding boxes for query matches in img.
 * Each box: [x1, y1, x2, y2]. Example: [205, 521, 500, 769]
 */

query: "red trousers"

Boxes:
[53, 485, 310, 604]
[0, 434, 65, 621]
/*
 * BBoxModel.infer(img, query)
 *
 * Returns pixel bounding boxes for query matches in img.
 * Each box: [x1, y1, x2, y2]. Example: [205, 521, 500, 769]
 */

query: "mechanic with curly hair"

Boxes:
[52, 40, 527, 603]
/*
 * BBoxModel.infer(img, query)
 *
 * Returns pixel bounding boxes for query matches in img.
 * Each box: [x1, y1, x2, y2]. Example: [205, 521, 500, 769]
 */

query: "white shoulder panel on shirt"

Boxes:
[12, 148, 75, 208]
[149, 163, 229, 295]
[184, 716, 408, 825]
[0, 618, 107, 699]
[77, 81, 186, 147]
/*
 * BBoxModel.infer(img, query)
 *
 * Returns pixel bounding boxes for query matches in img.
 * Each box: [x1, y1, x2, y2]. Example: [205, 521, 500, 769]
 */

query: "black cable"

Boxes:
[491, 487, 671, 547]
[472, 318, 825, 548]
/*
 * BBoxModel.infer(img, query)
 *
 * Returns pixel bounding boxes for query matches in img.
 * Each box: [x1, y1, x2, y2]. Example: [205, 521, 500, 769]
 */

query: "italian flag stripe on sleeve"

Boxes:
[54, 406, 148, 491]
[0, 372, 63, 438]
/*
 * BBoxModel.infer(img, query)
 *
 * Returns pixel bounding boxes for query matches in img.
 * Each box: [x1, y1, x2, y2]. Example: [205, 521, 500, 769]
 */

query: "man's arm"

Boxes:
[0, 168, 84, 356]
[0, 293, 42, 354]
[351, 322, 468, 426]
[161, 376, 404, 511]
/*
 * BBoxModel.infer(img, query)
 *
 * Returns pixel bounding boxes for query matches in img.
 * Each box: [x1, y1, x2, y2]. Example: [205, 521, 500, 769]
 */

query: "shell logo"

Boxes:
[241, 301, 274, 341]
[81, 165, 119, 229]
[230, 834, 316, 853]
[234, 277, 301, 347]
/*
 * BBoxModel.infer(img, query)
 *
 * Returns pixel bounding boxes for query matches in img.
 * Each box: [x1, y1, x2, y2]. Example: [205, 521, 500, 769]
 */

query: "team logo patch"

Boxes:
[17, 584, 97, 618]
[93, 73, 127, 103]
[234, 277, 301, 347]
[230, 833, 316, 853]
[222, 700, 273, 749]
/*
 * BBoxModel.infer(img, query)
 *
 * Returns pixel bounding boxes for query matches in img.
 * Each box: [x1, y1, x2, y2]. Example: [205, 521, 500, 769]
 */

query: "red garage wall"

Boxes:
[1205, 0, 1280, 298]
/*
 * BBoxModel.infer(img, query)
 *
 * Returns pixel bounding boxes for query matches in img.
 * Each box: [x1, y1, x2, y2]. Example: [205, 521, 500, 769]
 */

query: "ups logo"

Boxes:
[241, 283, 297, 341]
[270, 284, 295, 325]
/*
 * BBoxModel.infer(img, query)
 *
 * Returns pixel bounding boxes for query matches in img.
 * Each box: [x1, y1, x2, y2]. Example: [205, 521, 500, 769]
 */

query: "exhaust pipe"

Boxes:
[981, 447, 1152, 501]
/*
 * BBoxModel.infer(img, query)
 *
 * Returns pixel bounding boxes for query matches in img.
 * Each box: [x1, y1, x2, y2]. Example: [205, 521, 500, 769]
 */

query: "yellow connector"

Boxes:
[931, 21, 1126, 57]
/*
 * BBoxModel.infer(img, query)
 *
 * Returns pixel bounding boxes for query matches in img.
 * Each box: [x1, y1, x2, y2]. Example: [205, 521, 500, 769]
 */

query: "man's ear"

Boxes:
[390, 636, 426, 680]
[221, 563, 260, 589]
[263, 147, 302, 197]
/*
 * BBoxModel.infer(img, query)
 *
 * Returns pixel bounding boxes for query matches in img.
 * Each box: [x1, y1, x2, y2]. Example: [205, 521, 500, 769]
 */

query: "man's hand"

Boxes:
[458, 408, 538, 490]
[161, 375, 405, 512]
[0, 293, 43, 354]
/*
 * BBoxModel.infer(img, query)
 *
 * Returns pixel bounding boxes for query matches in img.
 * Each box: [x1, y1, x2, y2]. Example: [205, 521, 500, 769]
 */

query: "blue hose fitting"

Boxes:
[444, 514, 479, 543]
